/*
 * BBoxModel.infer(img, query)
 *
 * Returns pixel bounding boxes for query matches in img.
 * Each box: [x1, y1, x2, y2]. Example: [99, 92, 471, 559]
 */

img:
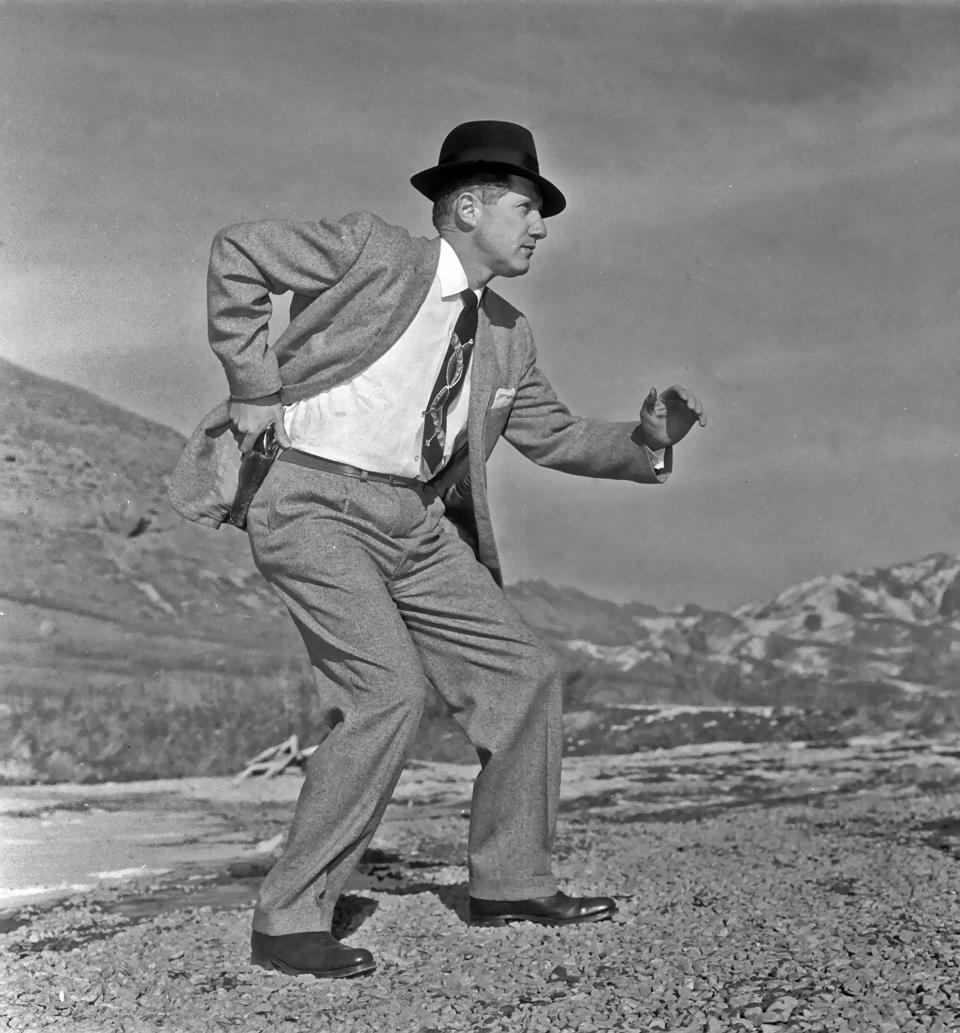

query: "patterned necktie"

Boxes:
[421, 289, 479, 476]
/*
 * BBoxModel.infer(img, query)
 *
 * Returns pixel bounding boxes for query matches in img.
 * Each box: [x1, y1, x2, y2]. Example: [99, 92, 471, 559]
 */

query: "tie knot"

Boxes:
[460, 289, 479, 312]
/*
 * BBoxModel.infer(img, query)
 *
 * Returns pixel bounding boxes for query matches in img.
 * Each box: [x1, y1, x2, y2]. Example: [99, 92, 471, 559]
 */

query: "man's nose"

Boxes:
[530, 213, 547, 239]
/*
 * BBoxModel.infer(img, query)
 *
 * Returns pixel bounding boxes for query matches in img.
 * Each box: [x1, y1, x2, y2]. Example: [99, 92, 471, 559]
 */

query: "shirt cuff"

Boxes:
[643, 445, 672, 481]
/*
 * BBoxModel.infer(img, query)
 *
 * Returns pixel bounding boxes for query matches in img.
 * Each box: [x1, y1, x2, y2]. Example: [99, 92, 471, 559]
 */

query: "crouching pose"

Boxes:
[171, 120, 706, 978]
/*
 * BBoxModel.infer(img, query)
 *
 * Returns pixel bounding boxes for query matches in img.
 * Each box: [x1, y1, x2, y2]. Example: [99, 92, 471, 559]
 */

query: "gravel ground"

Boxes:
[3, 739, 960, 1032]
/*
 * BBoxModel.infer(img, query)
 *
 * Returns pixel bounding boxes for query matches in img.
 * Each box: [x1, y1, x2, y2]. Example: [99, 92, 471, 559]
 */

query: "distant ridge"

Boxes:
[542, 551, 960, 703]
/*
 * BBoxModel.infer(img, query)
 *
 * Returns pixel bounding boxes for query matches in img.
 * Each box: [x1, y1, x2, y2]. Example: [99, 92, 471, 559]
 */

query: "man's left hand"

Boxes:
[639, 385, 706, 449]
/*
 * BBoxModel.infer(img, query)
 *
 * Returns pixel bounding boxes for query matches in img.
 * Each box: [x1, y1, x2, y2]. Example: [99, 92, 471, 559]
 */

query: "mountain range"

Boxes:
[2, 356, 957, 781]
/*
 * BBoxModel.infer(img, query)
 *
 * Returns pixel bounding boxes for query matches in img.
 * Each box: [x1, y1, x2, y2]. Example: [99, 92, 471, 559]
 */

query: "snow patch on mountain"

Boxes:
[540, 553, 960, 705]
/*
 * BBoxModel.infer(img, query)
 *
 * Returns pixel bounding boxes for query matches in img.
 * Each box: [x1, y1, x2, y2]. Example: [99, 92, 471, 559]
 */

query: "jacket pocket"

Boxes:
[489, 386, 516, 410]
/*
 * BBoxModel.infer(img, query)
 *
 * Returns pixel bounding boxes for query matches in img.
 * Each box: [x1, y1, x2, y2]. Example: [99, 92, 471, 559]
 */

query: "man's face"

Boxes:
[473, 175, 547, 279]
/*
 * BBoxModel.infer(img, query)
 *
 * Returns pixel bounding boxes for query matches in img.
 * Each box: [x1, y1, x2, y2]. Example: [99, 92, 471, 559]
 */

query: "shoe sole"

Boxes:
[470, 909, 615, 928]
[251, 954, 376, 979]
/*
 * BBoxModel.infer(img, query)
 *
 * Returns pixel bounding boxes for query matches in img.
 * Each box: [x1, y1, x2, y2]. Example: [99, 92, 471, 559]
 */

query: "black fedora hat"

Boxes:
[411, 120, 566, 218]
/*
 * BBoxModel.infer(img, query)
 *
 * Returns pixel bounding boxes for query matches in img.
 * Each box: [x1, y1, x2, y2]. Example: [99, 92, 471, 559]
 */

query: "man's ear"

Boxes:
[454, 190, 482, 229]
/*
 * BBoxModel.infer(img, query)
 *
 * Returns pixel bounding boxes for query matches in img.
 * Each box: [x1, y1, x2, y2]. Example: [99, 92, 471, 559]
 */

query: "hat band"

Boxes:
[439, 145, 540, 174]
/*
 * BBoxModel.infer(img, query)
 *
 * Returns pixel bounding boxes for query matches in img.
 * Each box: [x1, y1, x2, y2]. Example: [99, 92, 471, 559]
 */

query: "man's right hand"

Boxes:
[230, 395, 292, 452]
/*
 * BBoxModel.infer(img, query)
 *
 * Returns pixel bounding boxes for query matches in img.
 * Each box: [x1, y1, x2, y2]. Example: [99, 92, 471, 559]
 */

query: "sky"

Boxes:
[2, 0, 958, 611]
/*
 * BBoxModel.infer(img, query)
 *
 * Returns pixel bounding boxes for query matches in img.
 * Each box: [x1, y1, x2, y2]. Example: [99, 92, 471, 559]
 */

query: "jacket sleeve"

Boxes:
[207, 212, 374, 400]
[501, 324, 671, 484]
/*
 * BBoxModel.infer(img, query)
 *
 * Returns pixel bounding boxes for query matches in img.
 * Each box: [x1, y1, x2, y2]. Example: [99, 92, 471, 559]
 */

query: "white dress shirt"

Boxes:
[283, 240, 479, 480]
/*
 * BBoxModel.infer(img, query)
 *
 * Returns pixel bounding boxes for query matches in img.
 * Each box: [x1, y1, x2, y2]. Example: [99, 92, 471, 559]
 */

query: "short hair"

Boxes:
[431, 172, 512, 230]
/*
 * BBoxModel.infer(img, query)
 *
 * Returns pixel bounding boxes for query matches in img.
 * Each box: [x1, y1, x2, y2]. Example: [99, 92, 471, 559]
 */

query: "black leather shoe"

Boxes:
[250, 930, 376, 978]
[469, 890, 617, 927]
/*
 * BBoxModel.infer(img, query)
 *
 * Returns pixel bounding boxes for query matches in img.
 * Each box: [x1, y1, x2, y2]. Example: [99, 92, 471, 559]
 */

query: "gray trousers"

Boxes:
[245, 461, 562, 935]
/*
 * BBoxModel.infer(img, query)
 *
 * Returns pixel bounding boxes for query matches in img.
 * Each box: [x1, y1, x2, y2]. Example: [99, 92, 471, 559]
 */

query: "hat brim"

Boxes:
[410, 160, 566, 218]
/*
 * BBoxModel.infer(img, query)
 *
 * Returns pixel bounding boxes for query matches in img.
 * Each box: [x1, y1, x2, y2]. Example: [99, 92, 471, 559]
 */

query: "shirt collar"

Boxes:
[438, 239, 482, 302]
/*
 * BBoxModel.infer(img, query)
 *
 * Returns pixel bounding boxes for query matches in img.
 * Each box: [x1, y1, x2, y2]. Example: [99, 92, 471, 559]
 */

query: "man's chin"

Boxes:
[499, 258, 532, 278]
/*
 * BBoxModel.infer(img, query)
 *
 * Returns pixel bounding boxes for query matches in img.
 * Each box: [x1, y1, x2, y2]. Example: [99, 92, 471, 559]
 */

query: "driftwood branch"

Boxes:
[236, 735, 318, 779]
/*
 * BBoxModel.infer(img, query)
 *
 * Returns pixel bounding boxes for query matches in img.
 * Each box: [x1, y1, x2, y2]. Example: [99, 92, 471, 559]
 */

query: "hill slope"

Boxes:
[1, 358, 304, 781]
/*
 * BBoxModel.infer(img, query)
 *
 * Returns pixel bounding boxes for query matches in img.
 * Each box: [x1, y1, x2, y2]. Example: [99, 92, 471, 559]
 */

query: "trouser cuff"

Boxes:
[468, 874, 558, 900]
[252, 904, 331, 937]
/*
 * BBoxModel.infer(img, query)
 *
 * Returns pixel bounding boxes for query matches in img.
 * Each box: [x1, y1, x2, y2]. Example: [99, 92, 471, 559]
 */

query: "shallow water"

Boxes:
[0, 803, 260, 910]
[3, 735, 958, 913]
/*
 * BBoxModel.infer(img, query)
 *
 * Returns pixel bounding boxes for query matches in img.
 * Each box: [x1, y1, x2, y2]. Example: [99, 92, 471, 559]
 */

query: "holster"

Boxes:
[227, 425, 283, 530]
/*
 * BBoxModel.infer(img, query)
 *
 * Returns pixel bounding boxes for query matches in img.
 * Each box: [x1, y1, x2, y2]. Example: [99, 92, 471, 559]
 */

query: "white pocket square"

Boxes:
[490, 387, 516, 410]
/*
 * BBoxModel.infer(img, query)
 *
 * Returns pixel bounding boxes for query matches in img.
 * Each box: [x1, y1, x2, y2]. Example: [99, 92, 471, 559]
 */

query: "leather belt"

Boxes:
[279, 448, 424, 488]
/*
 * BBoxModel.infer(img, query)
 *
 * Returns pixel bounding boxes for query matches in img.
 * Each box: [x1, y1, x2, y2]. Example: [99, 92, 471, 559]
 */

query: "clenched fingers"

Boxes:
[664, 384, 707, 427]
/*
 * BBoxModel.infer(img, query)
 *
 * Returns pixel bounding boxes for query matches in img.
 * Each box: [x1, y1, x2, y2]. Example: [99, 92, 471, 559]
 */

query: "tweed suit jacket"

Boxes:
[168, 212, 671, 584]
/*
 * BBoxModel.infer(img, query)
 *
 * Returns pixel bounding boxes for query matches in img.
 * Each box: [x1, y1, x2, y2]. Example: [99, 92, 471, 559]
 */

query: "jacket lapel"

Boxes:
[462, 298, 504, 580]
[468, 299, 496, 459]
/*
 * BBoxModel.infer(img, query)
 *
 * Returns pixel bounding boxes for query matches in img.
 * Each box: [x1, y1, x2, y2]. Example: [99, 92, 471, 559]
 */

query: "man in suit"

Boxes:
[170, 120, 705, 979]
